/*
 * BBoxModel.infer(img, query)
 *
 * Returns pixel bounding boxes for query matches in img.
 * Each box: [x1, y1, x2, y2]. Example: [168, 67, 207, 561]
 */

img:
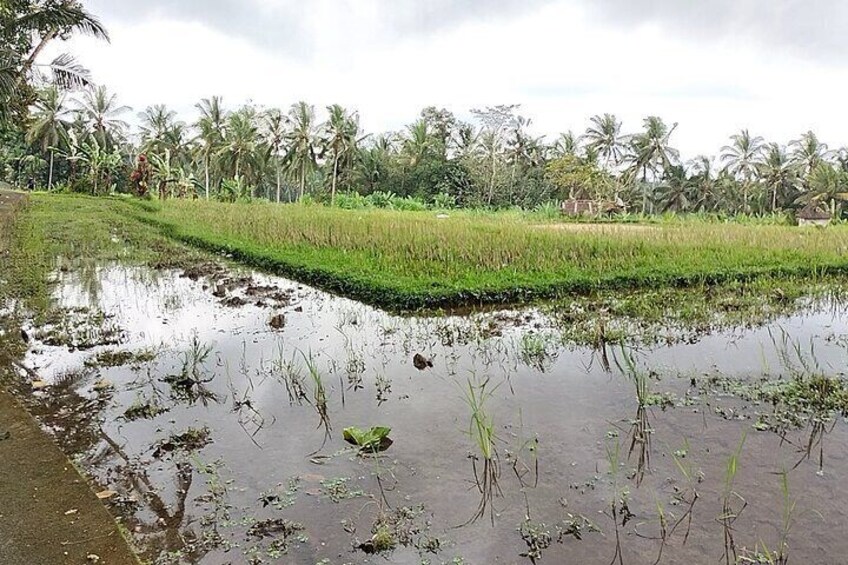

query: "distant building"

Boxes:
[561, 198, 625, 217]
[796, 203, 831, 227]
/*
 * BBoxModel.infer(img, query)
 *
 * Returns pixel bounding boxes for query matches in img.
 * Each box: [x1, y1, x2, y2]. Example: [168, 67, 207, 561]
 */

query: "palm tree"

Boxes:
[757, 143, 796, 212]
[720, 129, 765, 212]
[656, 165, 692, 213]
[194, 96, 227, 199]
[721, 130, 765, 179]
[790, 131, 831, 187]
[584, 113, 625, 169]
[282, 101, 318, 200]
[799, 163, 848, 218]
[689, 156, 718, 212]
[402, 119, 432, 169]
[551, 131, 580, 158]
[626, 117, 679, 180]
[399, 119, 433, 196]
[262, 108, 287, 202]
[321, 104, 360, 205]
[626, 116, 680, 212]
[1, 1, 108, 121]
[26, 85, 71, 189]
[218, 107, 258, 181]
[139, 104, 179, 154]
[75, 85, 130, 149]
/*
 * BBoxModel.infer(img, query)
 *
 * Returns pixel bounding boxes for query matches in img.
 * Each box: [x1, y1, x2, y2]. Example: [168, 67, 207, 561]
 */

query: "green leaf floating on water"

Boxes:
[343, 426, 392, 452]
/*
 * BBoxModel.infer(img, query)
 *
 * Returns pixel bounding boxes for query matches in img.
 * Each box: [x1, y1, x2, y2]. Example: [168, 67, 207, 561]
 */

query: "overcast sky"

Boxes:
[62, 0, 848, 158]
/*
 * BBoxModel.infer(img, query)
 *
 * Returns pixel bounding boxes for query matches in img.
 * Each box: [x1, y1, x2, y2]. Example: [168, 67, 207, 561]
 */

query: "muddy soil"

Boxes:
[11, 261, 848, 564]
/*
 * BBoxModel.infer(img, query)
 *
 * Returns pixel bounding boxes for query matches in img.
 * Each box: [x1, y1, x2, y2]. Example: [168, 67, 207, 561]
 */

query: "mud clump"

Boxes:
[413, 353, 433, 370]
[221, 296, 247, 307]
[152, 427, 212, 459]
[269, 313, 286, 330]
[180, 263, 225, 281]
[84, 348, 156, 369]
[246, 518, 304, 539]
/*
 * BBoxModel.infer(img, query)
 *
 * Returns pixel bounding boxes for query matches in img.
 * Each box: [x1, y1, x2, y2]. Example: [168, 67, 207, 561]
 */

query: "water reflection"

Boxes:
[11, 263, 848, 563]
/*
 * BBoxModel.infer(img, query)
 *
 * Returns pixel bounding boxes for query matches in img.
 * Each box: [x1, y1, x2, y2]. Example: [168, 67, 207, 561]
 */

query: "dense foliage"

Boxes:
[3, 3, 848, 218]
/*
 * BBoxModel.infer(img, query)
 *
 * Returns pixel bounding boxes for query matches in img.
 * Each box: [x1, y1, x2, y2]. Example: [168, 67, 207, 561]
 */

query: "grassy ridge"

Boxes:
[132, 198, 848, 309]
[1, 194, 203, 314]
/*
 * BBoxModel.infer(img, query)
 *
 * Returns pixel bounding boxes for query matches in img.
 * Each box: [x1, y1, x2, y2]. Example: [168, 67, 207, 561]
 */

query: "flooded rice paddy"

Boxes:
[11, 261, 848, 564]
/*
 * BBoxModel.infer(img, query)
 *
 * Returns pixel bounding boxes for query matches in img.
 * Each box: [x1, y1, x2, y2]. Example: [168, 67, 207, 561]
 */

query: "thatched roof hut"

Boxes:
[797, 203, 831, 226]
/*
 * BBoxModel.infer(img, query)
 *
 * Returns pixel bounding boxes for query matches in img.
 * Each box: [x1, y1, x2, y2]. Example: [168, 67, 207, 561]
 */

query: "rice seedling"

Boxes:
[162, 334, 219, 406]
[718, 434, 748, 565]
[461, 376, 502, 526]
[227, 354, 274, 448]
[614, 346, 656, 486]
[517, 332, 558, 372]
[634, 496, 670, 565]
[667, 439, 700, 545]
[738, 469, 796, 565]
[603, 438, 633, 565]
[303, 350, 332, 449]
[270, 344, 307, 405]
[705, 334, 848, 472]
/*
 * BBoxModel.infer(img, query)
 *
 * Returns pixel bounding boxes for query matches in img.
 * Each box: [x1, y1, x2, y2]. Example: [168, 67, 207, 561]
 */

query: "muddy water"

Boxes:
[17, 264, 848, 564]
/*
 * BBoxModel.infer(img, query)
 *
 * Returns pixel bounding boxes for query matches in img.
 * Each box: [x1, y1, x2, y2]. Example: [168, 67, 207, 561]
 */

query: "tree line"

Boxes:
[3, 1, 848, 216]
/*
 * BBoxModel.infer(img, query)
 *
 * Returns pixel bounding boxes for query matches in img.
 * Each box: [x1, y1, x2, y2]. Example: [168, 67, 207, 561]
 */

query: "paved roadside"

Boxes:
[0, 190, 140, 565]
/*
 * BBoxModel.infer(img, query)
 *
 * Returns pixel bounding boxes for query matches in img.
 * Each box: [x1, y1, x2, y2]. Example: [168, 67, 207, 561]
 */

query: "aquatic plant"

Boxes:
[343, 426, 392, 453]
[462, 376, 502, 526]
[718, 434, 747, 565]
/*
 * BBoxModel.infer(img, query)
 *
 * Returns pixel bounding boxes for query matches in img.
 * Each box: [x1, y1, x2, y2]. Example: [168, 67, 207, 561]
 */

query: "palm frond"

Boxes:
[12, 3, 109, 41]
[47, 52, 92, 89]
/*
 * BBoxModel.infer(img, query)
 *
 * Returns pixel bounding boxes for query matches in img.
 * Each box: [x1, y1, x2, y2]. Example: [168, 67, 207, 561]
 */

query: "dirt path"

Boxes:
[0, 190, 139, 565]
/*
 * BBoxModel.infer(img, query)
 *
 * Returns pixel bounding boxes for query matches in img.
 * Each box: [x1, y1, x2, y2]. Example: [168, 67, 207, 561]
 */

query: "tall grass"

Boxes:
[131, 197, 848, 308]
[13, 194, 848, 310]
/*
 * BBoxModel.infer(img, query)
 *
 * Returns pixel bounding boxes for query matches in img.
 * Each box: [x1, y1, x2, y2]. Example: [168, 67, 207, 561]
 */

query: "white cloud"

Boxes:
[60, 0, 848, 158]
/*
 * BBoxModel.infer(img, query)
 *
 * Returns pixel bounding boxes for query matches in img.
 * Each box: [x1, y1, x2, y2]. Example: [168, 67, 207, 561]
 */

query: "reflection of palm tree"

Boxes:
[98, 431, 201, 560]
[26, 86, 71, 189]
